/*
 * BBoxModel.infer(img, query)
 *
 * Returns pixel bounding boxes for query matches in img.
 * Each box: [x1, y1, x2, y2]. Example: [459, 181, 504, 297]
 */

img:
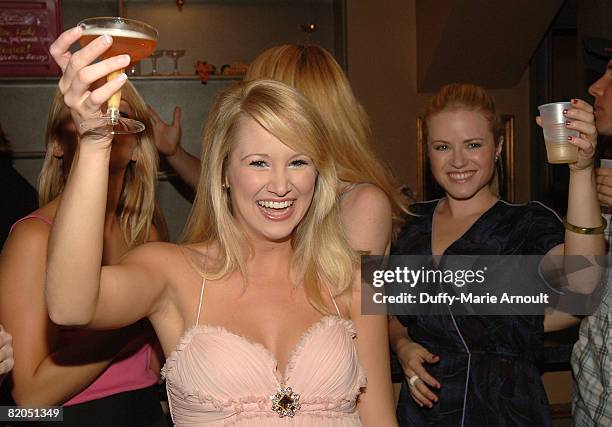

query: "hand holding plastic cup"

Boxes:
[538, 102, 580, 164]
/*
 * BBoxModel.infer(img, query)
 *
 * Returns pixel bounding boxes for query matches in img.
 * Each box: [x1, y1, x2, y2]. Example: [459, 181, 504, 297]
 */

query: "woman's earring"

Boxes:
[495, 155, 499, 162]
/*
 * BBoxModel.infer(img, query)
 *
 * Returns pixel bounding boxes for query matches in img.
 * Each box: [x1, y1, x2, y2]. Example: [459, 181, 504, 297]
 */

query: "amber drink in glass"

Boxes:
[78, 17, 157, 135]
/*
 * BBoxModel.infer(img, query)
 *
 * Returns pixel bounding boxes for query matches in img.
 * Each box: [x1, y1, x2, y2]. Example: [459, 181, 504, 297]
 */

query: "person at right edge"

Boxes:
[572, 36, 612, 427]
[389, 83, 605, 426]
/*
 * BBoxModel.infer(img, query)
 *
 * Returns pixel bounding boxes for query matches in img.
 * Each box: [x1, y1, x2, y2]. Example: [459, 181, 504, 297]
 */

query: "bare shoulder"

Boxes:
[340, 184, 393, 255]
[3, 198, 60, 253]
[0, 215, 50, 307]
[341, 183, 390, 212]
[2, 216, 51, 256]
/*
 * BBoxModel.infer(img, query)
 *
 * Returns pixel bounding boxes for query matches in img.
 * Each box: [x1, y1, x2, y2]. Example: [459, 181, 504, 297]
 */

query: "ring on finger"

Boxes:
[408, 374, 420, 387]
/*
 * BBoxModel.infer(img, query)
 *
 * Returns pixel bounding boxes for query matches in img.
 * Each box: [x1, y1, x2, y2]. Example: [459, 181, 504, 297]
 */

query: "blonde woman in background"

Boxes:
[0, 82, 168, 426]
[152, 43, 409, 256]
[44, 27, 396, 426]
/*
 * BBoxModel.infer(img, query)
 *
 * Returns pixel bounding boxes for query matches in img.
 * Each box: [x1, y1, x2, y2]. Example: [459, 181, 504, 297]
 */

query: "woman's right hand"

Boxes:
[49, 26, 130, 134]
[396, 336, 440, 408]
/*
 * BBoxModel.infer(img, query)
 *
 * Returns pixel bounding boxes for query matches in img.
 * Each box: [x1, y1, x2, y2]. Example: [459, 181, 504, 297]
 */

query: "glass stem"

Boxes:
[107, 69, 125, 124]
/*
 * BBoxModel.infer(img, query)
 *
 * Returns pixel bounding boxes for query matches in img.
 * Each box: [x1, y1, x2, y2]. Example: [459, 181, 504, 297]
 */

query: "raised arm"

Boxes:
[534, 100, 605, 331]
[538, 100, 605, 299]
[45, 28, 165, 328]
[351, 275, 397, 426]
[148, 105, 201, 188]
[561, 99, 605, 257]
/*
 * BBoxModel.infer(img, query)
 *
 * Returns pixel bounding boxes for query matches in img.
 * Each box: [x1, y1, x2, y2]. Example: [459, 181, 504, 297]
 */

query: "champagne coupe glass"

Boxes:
[149, 49, 164, 75]
[165, 49, 185, 75]
[78, 17, 158, 135]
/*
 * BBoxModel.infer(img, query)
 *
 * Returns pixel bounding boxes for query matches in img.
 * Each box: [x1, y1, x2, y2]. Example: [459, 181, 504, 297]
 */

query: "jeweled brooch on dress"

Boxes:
[270, 386, 301, 417]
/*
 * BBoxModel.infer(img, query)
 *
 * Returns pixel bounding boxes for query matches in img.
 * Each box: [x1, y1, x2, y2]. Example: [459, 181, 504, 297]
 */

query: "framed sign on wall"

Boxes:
[0, 0, 62, 77]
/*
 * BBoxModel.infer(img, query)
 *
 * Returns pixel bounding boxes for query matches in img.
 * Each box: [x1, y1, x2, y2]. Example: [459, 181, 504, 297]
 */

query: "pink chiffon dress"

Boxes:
[162, 279, 367, 426]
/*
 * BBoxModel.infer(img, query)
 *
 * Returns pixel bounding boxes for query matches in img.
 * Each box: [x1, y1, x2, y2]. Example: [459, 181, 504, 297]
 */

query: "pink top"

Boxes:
[161, 280, 367, 426]
[64, 337, 157, 406]
[11, 214, 158, 406]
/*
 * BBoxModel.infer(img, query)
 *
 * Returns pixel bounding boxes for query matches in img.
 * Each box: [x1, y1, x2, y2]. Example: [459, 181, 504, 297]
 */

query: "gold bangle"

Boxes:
[563, 215, 608, 235]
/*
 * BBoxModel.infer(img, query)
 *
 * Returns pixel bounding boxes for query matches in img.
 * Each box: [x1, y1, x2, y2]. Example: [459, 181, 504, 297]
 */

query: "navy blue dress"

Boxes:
[393, 199, 564, 427]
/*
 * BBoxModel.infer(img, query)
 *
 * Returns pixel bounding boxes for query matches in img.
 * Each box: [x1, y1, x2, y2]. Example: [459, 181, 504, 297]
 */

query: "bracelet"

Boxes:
[563, 215, 608, 235]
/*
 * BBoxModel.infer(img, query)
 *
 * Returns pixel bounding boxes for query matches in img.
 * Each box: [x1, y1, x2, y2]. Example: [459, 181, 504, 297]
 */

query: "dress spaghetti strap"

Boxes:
[9, 214, 53, 235]
[323, 283, 342, 318]
[195, 277, 206, 327]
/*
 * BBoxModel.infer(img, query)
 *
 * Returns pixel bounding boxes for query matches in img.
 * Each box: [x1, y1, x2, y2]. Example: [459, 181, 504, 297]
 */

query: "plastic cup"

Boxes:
[538, 102, 579, 164]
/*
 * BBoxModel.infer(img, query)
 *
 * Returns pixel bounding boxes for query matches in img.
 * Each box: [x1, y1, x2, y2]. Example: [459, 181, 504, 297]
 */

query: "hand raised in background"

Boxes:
[148, 105, 182, 158]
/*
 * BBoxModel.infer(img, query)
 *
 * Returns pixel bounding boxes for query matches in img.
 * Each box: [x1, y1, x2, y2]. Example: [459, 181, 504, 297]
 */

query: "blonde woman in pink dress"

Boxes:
[44, 27, 397, 426]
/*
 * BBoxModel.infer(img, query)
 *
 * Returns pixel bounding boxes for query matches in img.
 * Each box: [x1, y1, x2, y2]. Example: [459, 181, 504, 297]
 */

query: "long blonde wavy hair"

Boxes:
[39, 82, 167, 247]
[245, 44, 410, 226]
[423, 83, 504, 196]
[182, 79, 357, 313]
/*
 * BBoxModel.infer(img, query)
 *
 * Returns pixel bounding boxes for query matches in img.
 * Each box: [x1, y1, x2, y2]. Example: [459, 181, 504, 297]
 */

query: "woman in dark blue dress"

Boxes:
[390, 83, 605, 426]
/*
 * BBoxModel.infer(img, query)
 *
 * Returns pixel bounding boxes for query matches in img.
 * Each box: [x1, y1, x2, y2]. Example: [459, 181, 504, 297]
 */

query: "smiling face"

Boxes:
[224, 116, 318, 243]
[589, 59, 612, 136]
[427, 109, 501, 201]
